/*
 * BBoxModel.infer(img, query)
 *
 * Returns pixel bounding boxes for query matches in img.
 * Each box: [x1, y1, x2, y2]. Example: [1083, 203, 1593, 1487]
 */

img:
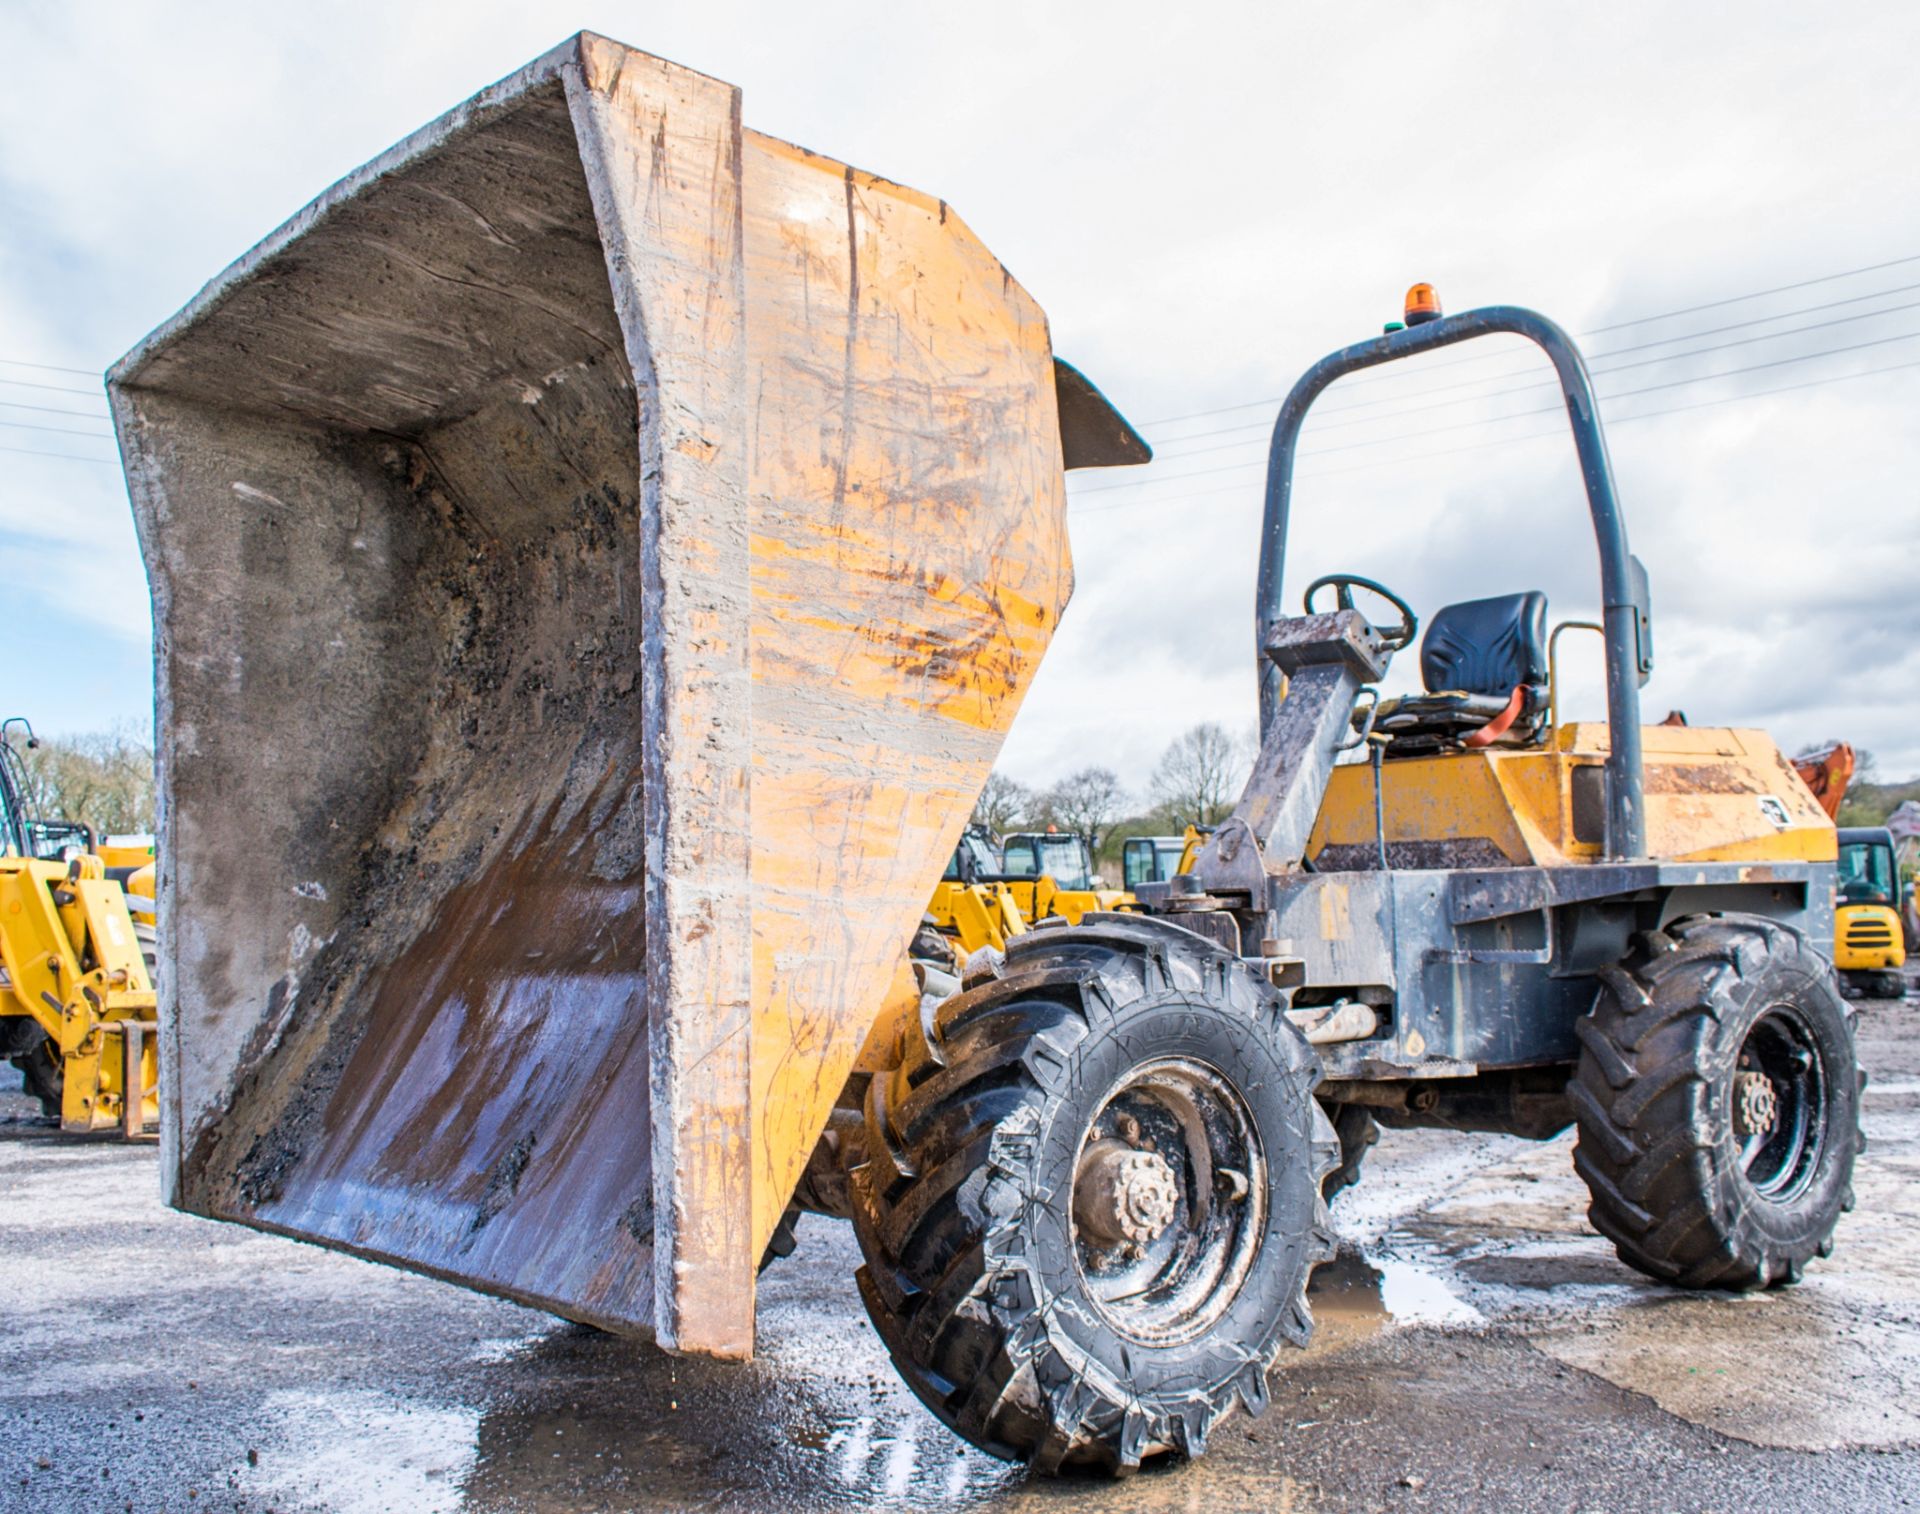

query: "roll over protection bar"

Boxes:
[1254, 305, 1650, 861]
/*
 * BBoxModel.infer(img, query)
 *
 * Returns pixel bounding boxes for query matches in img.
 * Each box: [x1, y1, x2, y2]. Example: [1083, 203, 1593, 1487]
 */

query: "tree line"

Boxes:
[970, 722, 1252, 876]
[10, 726, 156, 838]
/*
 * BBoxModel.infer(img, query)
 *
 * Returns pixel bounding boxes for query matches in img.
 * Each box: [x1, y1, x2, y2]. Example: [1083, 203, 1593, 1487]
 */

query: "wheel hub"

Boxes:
[1732, 1009, 1827, 1202]
[1734, 1068, 1779, 1139]
[1068, 1056, 1268, 1347]
[1073, 1139, 1180, 1249]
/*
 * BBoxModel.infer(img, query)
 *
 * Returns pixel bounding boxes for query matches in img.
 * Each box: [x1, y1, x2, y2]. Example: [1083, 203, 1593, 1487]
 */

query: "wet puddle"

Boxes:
[1297, 1245, 1482, 1360]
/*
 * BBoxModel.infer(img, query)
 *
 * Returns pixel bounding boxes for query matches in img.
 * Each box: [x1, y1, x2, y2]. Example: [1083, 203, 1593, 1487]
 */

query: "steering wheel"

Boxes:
[1302, 573, 1419, 651]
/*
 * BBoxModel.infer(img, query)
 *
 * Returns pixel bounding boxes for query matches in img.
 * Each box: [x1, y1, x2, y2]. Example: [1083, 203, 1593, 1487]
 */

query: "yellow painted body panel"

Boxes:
[735, 128, 1071, 1266]
[0, 856, 157, 1132]
[123, 861, 156, 926]
[1836, 904, 1905, 971]
[1310, 724, 1836, 868]
[1000, 878, 1134, 926]
[926, 880, 1028, 957]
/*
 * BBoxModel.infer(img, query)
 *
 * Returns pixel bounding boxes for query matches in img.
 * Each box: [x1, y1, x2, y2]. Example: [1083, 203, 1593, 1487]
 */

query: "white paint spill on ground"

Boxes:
[1350, 1063, 1920, 1453]
[243, 1389, 480, 1514]
[465, 1329, 562, 1366]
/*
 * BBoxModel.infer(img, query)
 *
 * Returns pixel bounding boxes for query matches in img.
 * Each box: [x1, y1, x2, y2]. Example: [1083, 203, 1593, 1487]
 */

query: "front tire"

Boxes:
[1571, 914, 1863, 1290]
[7, 1031, 62, 1119]
[850, 916, 1336, 1472]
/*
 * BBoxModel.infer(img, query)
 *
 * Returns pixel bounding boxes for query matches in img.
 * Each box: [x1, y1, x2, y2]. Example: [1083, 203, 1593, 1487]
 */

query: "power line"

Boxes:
[1152, 281, 1920, 449]
[1069, 351, 1920, 517]
[0, 357, 99, 378]
[1074, 324, 1920, 494]
[0, 443, 118, 465]
[0, 375, 106, 400]
[1136, 251, 1920, 430]
[1147, 298, 1920, 464]
[0, 417, 116, 439]
[1587, 252, 1920, 332]
[0, 398, 117, 420]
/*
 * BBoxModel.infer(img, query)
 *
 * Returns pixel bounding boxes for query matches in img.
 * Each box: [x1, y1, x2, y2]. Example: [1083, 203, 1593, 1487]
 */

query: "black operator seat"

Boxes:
[1374, 591, 1550, 756]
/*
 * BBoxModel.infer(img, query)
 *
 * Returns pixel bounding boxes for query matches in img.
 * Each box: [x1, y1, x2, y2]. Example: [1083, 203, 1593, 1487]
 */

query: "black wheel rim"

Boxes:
[1733, 1007, 1826, 1202]
[1068, 1057, 1266, 1347]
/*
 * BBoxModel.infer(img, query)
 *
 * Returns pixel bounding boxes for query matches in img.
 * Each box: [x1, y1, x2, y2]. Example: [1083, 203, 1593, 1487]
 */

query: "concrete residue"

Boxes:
[244, 1390, 480, 1514]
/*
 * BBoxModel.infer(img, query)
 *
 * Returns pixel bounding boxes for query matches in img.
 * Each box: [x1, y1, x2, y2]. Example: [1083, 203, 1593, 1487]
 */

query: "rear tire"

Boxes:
[850, 916, 1336, 1472]
[1571, 914, 1862, 1290]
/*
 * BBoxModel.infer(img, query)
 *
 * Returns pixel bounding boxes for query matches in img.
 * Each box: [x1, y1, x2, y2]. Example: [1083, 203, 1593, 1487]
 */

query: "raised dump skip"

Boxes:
[111, 32, 1141, 1357]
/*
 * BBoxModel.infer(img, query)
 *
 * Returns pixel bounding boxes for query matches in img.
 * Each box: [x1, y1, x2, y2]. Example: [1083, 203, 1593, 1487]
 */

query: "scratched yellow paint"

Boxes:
[1318, 884, 1352, 941]
[1311, 724, 1835, 867]
[737, 132, 1071, 1254]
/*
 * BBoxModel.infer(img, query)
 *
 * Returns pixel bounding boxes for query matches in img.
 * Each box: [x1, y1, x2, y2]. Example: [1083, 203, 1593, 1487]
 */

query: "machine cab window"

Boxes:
[1838, 831, 1897, 907]
[1001, 832, 1093, 891]
[943, 827, 1001, 884]
[1122, 836, 1187, 890]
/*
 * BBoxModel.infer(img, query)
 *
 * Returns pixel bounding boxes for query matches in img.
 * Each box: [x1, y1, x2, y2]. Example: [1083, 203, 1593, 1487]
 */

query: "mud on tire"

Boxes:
[850, 915, 1336, 1473]
[1571, 913, 1864, 1290]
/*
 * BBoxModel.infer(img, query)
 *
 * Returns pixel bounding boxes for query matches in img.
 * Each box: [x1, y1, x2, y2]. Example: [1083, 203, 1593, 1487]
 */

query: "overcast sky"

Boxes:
[3, 1, 1916, 801]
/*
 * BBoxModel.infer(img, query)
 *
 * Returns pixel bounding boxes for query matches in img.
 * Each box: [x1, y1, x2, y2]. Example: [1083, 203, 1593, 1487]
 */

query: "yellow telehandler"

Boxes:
[920, 826, 1027, 962]
[1787, 743, 1907, 996]
[921, 825, 1134, 964]
[997, 828, 1135, 923]
[1834, 827, 1906, 997]
[0, 720, 158, 1134]
[113, 35, 1859, 1475]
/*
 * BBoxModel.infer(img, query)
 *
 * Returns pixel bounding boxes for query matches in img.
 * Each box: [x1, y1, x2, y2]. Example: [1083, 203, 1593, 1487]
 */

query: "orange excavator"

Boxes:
[1792, 742, 1855, 821]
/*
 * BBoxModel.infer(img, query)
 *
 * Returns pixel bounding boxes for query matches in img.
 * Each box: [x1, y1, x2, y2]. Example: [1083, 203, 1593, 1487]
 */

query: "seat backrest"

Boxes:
[1419, 591, 1549, 696]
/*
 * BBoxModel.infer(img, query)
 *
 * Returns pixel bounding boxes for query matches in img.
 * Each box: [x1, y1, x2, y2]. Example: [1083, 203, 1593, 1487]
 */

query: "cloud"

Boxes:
[5, 0, 1916, 780]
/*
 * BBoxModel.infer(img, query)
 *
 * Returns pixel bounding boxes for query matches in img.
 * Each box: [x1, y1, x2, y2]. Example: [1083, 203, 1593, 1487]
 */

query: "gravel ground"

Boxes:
[3, 985, 1917, 1513]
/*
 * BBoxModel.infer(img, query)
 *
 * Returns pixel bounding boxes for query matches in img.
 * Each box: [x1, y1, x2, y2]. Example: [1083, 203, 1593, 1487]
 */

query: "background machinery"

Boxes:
[1792, 741, 1855, 820]
[0, 718, 158, 1133]
[1121, 826, 1207, 889]
[996, 827, 1133, 924]
[921, 825, 1027, 961]
[923, 825, 1135, 965]
[112, 36, 1863, 1476]
[1788, 742, 1908, 996]
[1834, 826, 1906, 997]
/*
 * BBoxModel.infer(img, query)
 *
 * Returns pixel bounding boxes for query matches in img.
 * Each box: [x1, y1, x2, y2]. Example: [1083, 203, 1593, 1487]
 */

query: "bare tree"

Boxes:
[17, 725, 156, 837]
[1149, 722, 1246, 826]
[970, 770, 1033, 839]
[1038, 767, 1128, 850]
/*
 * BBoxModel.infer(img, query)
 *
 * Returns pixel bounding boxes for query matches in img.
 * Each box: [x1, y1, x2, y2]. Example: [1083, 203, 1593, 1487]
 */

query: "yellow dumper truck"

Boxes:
[113, 34, 1860, 1473]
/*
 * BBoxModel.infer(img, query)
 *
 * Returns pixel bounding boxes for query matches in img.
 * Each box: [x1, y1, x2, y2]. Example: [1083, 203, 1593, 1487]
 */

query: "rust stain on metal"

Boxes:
[1642, 762, 1763, 796]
